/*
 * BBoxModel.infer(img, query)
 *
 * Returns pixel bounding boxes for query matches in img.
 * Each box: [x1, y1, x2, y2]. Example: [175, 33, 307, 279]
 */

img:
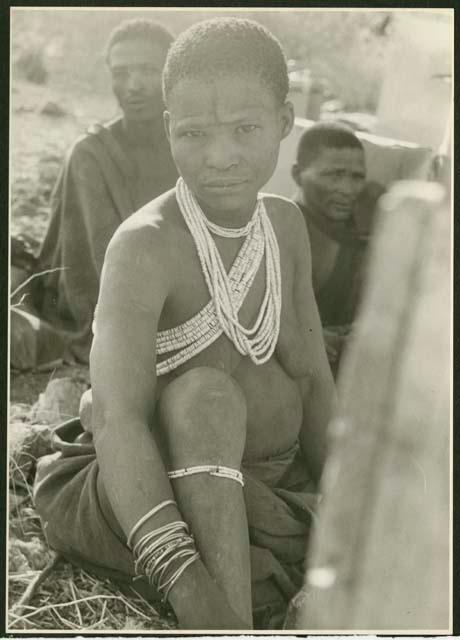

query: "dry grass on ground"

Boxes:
[9, 369, 178, 632]
[9, 526, 176, 632]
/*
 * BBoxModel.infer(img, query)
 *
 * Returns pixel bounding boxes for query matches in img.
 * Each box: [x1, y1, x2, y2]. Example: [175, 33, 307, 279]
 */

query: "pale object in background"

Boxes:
[265, 118, 432, 199]
[294, 181, 451, 632]
[375, 11, 452, 150]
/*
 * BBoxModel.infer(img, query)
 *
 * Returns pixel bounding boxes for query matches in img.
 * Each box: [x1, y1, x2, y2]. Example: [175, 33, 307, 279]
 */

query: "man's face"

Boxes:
[109, 38, 168, 123]
[164, 73, 294, 220]
[293, 146, 366, 222]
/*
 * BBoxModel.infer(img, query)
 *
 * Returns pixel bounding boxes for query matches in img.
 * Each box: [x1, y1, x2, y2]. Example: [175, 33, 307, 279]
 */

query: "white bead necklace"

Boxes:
[155, 224, 264, 375]
[175, 177, 282, 366]
[200, 207, 259, 238]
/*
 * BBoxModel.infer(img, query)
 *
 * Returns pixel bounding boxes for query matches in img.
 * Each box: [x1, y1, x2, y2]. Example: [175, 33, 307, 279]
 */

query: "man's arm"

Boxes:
[91, 218, 246, 628]
[290, 208, 336, 482]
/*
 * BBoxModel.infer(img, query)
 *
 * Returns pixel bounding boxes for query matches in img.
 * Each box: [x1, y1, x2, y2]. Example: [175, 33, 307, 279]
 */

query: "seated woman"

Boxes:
[34, 18, 335, 630]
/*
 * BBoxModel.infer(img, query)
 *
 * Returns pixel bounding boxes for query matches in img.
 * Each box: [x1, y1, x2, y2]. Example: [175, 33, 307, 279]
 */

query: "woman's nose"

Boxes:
[205, 135, 239, 171]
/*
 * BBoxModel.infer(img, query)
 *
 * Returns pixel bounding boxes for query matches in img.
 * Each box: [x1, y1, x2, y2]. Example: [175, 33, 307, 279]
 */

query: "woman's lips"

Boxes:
[202, 180, 248, 191]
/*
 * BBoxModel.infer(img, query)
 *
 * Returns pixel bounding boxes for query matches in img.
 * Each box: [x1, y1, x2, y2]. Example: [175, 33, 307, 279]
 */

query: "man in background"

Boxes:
[34, 19, 178, 364]
[292, 122, 384, 375]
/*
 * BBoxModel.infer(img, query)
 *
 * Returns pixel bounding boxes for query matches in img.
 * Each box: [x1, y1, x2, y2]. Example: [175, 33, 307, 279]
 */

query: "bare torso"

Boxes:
[305, 221, 340, 293]
[89, 177, 334, 631]
[153, 192, 308, 461]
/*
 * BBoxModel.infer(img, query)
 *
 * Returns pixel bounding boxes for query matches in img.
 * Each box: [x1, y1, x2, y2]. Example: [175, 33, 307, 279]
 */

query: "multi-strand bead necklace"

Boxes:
[156, 177, 281, 375]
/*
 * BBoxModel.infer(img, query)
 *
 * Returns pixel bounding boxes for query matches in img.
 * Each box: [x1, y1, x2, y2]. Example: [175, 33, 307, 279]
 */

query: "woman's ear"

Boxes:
[280, 101, 295, 140]
[163, 111, 171, 142]
[291, 162, 301, 186]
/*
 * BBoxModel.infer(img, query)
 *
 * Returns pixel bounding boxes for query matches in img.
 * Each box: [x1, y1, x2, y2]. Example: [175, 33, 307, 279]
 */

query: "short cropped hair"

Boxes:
[162, 17, 289, 106]
[105, 19, 174, 63]
[296, 122, 364, 168]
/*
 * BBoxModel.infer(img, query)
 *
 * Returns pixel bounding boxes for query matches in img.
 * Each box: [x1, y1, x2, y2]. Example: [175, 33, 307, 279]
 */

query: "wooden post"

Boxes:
[297, 181, 451, 632]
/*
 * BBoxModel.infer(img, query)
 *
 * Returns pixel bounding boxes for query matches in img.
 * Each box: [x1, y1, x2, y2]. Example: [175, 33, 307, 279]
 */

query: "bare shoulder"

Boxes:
[262, 193, 310, 255]
[106, 189, 177, 269]
[98, 190, 179, 317]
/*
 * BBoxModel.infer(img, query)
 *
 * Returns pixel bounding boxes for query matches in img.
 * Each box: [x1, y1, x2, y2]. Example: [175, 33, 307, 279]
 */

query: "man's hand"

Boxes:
[323, 326, 350, 363]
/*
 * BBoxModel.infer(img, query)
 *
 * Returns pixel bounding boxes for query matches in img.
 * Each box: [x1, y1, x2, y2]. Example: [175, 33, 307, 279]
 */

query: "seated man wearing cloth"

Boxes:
[35, 19, 178, 363]
[292, 123, 385, 374]
[34, 18, 334, 630]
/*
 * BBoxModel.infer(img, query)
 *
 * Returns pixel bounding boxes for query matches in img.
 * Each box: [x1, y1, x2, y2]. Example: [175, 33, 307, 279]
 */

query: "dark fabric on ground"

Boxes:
[36, 117, 178, 363]
[34, 418, 318, 628]
[10, 307, 68, 370]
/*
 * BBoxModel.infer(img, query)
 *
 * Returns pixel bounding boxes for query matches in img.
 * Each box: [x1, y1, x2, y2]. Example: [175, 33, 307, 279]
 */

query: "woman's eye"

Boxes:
[184, 131, 204, 138]
[237, 124, 258, 134]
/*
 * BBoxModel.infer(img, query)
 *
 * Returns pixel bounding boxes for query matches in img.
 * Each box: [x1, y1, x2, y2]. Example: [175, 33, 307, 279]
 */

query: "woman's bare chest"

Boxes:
[157, 229, 308, 380]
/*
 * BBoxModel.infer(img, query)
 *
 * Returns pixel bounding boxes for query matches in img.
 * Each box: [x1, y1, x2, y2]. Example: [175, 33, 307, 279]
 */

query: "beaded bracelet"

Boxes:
[133, 522, 189, 565]
[127, 499, 177, 549]
[168, 464, 244, 487]
[161, 551, 201, 602]
[133, 522, 190, 568]
[141, 534, 192, 578]
[136, 531, 190, 575]
[132, 519, 200, 603]
[155, 546, 197, 588]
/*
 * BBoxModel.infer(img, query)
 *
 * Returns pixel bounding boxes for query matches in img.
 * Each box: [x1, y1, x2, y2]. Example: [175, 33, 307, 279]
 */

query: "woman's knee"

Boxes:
[158, 367, 247, 463]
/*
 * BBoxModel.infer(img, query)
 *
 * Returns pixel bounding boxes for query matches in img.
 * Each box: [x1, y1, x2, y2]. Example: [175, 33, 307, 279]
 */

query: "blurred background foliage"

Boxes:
[10, 9, 451, 244]
[12, 9, 393, 112]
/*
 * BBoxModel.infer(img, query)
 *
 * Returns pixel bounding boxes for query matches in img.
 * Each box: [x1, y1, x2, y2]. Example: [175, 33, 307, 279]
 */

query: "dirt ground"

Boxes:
[11, 79, 115, 241]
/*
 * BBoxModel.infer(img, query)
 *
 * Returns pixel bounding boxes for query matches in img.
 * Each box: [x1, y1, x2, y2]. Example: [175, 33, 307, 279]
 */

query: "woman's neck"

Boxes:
[196, 199, 258, 230]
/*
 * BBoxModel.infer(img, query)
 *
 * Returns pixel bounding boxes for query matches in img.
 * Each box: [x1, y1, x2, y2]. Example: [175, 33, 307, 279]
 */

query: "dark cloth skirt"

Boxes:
[34, 418, 318, 628]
